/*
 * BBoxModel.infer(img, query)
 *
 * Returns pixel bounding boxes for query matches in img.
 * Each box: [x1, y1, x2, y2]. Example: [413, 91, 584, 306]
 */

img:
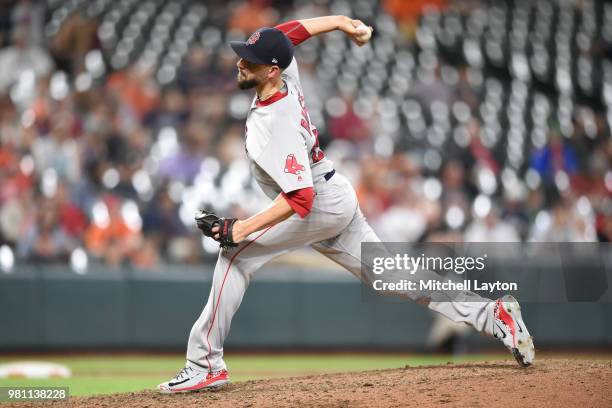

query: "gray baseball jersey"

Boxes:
[246, 57, 333, 200]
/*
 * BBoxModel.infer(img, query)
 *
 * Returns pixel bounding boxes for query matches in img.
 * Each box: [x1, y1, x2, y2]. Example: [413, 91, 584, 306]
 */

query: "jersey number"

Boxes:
[299, 95, 325, 163]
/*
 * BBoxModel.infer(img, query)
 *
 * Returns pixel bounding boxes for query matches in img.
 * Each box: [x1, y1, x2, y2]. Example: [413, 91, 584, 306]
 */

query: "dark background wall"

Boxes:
[1, 263, 611, 350]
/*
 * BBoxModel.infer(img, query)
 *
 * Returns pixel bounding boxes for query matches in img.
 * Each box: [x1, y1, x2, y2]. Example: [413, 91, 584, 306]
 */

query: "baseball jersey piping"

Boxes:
[204, 225, 275, 370]
[255, 89, 288, 107]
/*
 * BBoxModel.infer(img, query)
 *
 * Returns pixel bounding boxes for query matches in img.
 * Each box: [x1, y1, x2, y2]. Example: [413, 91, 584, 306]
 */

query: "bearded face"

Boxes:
[237, 75, 261, 90]
[236, 58, 269, 90]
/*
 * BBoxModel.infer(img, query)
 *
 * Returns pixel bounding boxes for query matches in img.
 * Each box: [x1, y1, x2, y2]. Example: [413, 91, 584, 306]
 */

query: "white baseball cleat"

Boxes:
[157, 366, 230, 393]
[492, 295, 535, 367]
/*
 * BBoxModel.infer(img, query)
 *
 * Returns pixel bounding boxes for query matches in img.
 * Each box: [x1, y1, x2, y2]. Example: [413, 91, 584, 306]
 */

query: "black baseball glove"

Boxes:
[195, 210, 239, 249]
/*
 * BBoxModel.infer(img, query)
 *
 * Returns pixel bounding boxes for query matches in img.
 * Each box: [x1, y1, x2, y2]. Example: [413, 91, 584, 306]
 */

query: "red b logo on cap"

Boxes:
[247, 31, 260, 45]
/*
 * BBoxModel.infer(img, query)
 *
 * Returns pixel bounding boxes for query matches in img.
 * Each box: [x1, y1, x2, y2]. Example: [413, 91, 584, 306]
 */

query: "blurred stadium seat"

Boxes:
[0, 0, 610, 272]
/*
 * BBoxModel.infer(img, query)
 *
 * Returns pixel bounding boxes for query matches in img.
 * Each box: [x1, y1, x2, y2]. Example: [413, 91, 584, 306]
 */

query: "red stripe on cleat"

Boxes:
[495, 299, 516, 347]
[171, 370, 229, 392]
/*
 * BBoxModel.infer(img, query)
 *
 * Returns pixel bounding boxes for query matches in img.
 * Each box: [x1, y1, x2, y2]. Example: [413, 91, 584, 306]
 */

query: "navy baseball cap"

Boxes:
[230, 27, 293, 69]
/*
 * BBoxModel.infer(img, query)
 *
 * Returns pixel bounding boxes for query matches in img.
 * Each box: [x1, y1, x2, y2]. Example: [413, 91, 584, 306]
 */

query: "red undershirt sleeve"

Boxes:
[281, 187, 315, 218]
[275, 20, 312, 46]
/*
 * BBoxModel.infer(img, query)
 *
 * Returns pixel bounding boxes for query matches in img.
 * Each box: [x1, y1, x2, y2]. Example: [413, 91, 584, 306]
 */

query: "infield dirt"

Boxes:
[6, 359, 612, 407]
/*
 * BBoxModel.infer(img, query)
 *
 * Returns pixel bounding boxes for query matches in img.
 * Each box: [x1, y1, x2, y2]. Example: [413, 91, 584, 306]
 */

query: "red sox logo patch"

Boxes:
[284, 154, 305, 181]
[247, 31, 260, 45]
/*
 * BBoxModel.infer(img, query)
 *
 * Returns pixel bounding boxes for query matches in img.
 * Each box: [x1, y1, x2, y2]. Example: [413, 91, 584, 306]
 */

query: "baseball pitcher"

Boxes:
[158, 15, 535, 393]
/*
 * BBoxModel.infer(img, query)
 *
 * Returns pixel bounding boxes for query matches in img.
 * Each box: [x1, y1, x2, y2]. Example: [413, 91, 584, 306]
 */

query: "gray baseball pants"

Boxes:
[186, 172, 494, 372]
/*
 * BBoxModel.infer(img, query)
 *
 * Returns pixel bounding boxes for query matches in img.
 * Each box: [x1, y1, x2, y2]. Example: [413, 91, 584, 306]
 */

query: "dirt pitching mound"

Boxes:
[8, 359, 612, 408]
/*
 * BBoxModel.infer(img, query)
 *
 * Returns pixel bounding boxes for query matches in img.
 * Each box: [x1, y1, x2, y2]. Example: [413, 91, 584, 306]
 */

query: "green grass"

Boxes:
[0, 353, 507, 397]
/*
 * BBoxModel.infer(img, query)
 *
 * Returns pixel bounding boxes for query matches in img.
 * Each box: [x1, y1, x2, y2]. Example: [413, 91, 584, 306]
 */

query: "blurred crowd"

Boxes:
[0, 0, 610, 271]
